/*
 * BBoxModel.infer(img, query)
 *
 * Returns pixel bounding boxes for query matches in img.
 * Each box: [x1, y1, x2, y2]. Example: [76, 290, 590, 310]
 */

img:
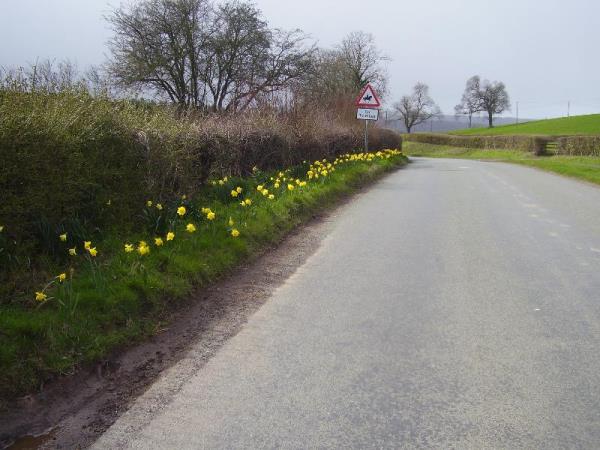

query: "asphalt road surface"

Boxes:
[93, 158, 600, 449]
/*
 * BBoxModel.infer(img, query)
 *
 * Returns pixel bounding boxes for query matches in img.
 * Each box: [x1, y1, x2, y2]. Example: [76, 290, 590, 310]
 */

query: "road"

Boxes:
[93, 158, 600, 449]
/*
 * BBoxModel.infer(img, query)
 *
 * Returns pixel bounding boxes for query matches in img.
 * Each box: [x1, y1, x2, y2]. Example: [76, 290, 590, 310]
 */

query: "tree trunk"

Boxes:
[488, 111, 493, 128]
[468, 114, 472, 128]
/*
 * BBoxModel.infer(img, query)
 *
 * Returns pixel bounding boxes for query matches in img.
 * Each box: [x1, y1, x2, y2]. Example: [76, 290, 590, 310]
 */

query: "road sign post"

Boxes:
[355, 84, 381, 153]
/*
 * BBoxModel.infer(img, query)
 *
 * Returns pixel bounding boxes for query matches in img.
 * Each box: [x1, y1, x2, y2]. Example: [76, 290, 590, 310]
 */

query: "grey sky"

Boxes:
[1, 0, 598, 118]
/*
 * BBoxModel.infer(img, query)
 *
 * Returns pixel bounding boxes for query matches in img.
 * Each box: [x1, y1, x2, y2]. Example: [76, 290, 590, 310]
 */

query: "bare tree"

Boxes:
[394, 83, 441, 133]
[204, 2, 313, 112]
[106, 0, 313, 111]
[454, 75, 482, 128]
[478, 79, 510, 128]
[338, 31, 388, 96]
[107, 0, 210, 108]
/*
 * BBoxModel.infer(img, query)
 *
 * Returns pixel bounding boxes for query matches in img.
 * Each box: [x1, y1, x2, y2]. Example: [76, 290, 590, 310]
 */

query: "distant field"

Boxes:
[405, 141, 600, 186]
[450, 114, 600, 136]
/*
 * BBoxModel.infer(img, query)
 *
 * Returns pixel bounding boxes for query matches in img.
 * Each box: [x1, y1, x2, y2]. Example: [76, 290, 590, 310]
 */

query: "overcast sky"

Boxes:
[1, 0, 598, 118]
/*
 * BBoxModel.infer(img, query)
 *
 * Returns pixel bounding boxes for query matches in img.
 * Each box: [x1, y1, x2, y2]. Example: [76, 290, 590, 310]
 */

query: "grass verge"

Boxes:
[405, 141, 600, 185]
[0, 150, 407, 403]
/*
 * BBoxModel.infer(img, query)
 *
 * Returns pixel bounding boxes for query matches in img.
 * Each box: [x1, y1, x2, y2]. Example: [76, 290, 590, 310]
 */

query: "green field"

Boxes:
[404, 142, 600, 186]
[450, 114, 600, 136]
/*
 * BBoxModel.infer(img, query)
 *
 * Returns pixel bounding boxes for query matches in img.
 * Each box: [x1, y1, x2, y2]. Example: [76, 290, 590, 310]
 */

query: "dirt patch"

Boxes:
[0, 206, 340, 449]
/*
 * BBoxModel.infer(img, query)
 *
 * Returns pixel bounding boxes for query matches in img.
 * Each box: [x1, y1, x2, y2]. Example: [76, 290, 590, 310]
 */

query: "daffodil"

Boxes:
[186, 223, 197, 233]
[147, 200, 153, 207]
[231, 228, 240, 237]
[0, 225, 3, 232]
[88, 247, 98, 257]
[166, 231, 175, 241]
[124, 243, 134, 253]
[228, 217, 234, 227]
[68, 247, 77, 256]
[231, 190, 239, 198]
[156, 203, 163, 210]
[177, 206, 187, 217]
[236, 186, 243, 193]
[268, 194, 275, 200]
[106, 199, 112, 206]
[287, 184, 294, 191]
[274, 183, 280, 189]
[218, 180, 224, 186]
[206, 212, 216, 221]
[59, 233, 67, 242]
[57, 273, 67, 283]
[240, 201, 246, 207]
[35, 291, 47, 302]
[244, 199, 252, 206]
[155, 237, 164, 246]
[138, 242, 150, 256]
[84, 241, 91, 250]
[257, 185, 263, 192]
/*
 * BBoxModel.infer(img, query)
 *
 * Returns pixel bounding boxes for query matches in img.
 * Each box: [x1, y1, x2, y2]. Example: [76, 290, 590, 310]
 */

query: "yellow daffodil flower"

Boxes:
[156, 203, 163, 210]
[206, 212, 216, 221]
[57, 273, 67, 283]
[59, 233, 67, 242]
[88, 247, 98, 257]
[68, 247, 77, 256]
[84, 241, 91, 250]
[147, 200, 153, 207]
[231, 229, 240, 237]
[155, 237, 164, 246]
[35, 291, 47, 302]
[231, 190, 239, 197]
[186, 223, 197, 233]
[177, 206, 186, 216]
[228, 217, 234, 227]
[166, 231, 175, 241]
[287, 184, 294, 191]
[124, 243, 134, 253]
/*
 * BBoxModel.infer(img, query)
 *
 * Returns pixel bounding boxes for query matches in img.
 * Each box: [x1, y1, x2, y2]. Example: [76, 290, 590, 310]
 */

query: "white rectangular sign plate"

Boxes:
[357, 108, 379, 121]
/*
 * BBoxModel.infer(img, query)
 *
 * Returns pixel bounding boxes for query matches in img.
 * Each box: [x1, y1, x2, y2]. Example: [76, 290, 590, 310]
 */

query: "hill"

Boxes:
[381, 114, 519, 133]
[450, 114, 600, 136]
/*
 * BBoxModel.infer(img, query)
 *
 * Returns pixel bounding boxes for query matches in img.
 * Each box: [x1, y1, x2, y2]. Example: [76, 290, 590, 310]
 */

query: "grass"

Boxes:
[0, 150, 407, 404]
[405, 141, 600, 186]
[450, 114, 600, 136]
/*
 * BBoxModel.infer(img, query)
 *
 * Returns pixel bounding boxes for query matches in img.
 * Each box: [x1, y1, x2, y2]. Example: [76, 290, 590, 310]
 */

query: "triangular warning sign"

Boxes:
[355, 83, 381, 108]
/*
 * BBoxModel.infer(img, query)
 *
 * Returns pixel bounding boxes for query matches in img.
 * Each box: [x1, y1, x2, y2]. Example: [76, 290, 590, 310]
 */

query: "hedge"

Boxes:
[556, 136, 600, 156]
[402, 133, 549, 154]
[0, 90, 401, 258]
